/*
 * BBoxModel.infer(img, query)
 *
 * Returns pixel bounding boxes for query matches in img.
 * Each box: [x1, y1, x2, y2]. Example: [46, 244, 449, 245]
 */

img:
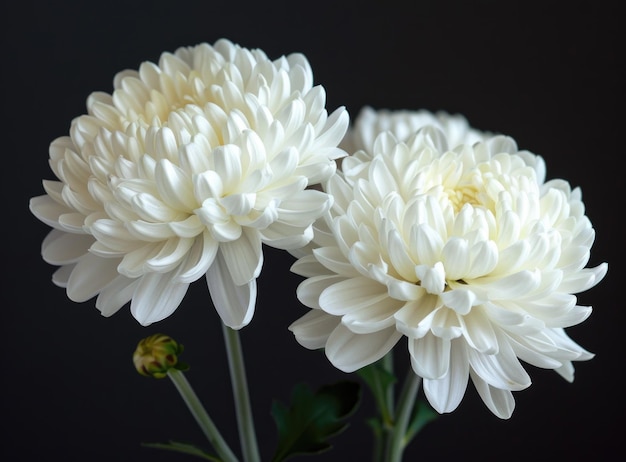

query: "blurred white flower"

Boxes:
[339, 106, 489, 180]
[29, 39, 348, 328]
[289, 127, 607, 418]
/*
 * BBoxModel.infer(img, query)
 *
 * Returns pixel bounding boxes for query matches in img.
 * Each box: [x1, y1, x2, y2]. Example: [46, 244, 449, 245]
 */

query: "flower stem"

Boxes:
[222, 324, 261, 462]
[167, 369, 239, 462]
[371, 351, 395, 462]
[386, 369, 422, 462]
[381, 351, 395, 422]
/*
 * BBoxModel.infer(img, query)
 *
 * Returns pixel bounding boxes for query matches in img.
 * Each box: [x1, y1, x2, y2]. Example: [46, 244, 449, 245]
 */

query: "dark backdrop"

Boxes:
[4, 1, 622, 461]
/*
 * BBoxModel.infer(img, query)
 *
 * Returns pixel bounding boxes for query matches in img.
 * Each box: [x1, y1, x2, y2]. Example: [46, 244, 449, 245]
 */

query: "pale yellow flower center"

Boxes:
[444, 184, 481, 213]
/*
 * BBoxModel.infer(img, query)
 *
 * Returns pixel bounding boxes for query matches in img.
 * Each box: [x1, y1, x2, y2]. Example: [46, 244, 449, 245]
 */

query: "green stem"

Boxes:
[386, 369, 421, 462]
[372, 351, 395, 462]
[167, 369, 239, 462]
[222, 324, 261, 462]
[381, 351, 395, 423]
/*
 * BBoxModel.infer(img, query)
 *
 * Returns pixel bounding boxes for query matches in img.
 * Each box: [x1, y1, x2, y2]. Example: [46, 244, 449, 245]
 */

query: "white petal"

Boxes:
[341, 297, 404, 334]
[466, 240, 498, 278]
[145, 237, 195, 272]
[268, 144, 298, 184]
[42, 179, 65, 204]
[507, 335, 564, 370]
[387, 279, 424, 301]
[467, 330, 531, 391]
[196, 197, 229, 225]
[91, 219, 141, 251]
[459, 307, 499, 353]
[193, 170, 224, 203]
[319, 277, 389, 316]
[220, 228, 263, 286]
[325, 323, 402, 372]
[393, 296, 441, 338]
[131, 193, 182, 222]
[470, 371, 515, 419]
[559, 263, 608, 293]
[479, 269, 541, 299]
[52, 264, 74, 287]
[296, 274, 346, 309]
[155, 159, 196, 211]
[127, 220, 177, 241]
[430, 306, 463, 339]
[415, 262, 446, 295]
[276, 189, 331, 227]
[276, 99, 306, 136]
[29, 195, 76, 231]
[290, 254, 327, 277]
[260, 221, 313, 249]
[496, 209, 521, 249]
[42, 230, 94, 265]
[118, 243, 160, 278]
[440, 287, 481, 315]
[311, 107, 350, 151]
[422, 341, 469, 414]
[409, 334, 451, 379]
[546, 328, 594, 362]
[493, 240, 530, 275]
[175, 231, 218, 283]
[206, 249, 256, 329]
[130, 272, 189, 326]
[289, 310, 341, 350]
[66, 253, 120, 302]
[311, 247, 354, 276]
[221, 193, 256, 216]
[180, 140, 212, 174]
[239, 130, 270, 178]
[95, 276, 140, 317]
[169, 215, 206, 238]
[412, 224, 444, 266]
[441, 237, 470, 280]
[213, 144, 243, 192]
[554, 361, 576, 382]
[386, 229, 419, 281]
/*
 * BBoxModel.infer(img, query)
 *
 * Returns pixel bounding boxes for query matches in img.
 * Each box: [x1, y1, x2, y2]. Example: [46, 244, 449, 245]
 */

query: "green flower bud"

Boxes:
[133, 333, 188, 379]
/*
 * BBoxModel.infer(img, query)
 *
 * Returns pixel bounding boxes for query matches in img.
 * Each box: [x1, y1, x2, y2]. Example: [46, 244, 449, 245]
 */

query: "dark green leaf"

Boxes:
[142, 440, 220, 461]
[271, 381, 361, 462]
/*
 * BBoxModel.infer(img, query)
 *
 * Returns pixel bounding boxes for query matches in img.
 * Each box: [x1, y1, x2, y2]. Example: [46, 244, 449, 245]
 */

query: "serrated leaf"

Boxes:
[141, 440, 220, 461]
[271, 381, 361, 462]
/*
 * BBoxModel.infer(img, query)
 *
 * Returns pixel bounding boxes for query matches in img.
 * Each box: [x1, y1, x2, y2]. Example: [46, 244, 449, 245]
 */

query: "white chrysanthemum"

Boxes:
[289, 127, 607, 419]
[339, 106, 489, 179]
[292, 107, 493, 258]
[29, 39, 349, 328]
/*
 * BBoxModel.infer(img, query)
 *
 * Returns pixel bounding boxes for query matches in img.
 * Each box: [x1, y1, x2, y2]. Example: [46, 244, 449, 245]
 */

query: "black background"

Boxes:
[4, 1, 622, 461]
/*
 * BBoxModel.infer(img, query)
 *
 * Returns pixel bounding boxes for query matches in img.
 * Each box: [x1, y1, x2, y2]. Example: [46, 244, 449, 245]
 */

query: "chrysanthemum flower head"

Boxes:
[29, 39, 349, 328]
[289, 125, 607, 419]
[338, 106, 489, 179]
